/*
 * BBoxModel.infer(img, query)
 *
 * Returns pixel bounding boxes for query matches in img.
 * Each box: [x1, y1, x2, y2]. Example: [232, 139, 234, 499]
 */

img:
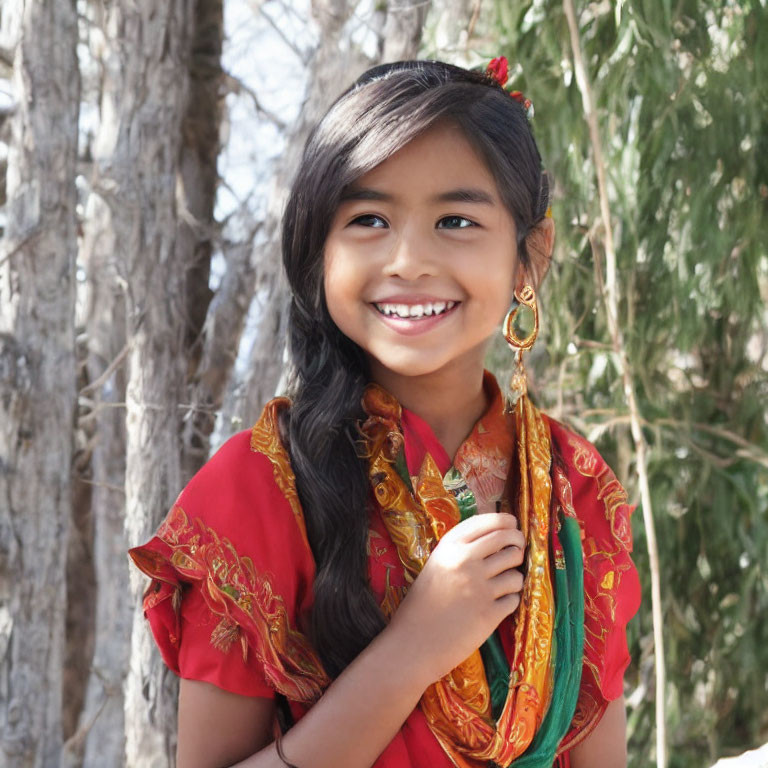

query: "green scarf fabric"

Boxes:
[445, 468, 585, 767]
[508, 514, 584, 767]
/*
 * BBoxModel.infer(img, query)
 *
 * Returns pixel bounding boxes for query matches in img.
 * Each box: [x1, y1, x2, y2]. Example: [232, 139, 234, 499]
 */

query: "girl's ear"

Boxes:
[517, 216, 555, 293]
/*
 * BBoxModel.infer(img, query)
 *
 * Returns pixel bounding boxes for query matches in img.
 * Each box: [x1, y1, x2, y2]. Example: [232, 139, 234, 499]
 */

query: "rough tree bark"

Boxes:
[87, 3, 196, 766]
[178, 0, 224, 480]
[69, 185, 130, 765]
[65, 2, 224, 763]
[64, 2, 131, 759]
[0, 1, 80, 766]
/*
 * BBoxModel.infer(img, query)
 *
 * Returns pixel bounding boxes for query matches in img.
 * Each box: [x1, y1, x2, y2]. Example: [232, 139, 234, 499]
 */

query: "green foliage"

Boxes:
[480, 0, 768, 764]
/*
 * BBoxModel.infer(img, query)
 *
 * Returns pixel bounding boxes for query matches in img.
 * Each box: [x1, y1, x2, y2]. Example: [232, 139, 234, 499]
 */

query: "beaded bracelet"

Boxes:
[275, 731, 299, 768]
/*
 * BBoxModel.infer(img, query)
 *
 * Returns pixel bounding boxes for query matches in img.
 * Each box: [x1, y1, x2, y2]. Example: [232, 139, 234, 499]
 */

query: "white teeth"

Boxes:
[374, 300, 457, 318]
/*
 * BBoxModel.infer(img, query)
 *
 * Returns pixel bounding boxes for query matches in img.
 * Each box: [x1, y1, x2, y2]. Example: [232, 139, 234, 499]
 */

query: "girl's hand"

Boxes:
[386, 512, 526, 685]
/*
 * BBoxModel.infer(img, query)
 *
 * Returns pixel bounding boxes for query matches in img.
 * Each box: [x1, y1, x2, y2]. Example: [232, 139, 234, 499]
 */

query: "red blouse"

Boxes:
[129, 372, 640, 766]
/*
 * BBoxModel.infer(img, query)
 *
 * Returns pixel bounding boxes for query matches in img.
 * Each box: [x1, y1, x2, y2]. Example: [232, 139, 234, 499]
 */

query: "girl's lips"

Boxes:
[369, 301, 461, 336]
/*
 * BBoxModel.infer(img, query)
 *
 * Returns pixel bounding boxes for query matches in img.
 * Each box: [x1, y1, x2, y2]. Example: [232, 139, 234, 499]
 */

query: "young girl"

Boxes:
[130, 58, 640, 768]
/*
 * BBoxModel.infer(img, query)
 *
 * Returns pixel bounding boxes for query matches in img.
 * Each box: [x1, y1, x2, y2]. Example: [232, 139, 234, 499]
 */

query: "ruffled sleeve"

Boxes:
[128, 402, 330, 703]
[547, 417, 642, 745]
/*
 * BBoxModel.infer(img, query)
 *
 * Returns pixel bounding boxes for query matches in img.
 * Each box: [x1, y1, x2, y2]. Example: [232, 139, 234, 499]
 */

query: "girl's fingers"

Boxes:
[494, 591, 521, 617]
[454, 511, 518, 543]
[482, 541, 525, 575]
[489, 568, 524, 600]
[470, 527, 526, 560]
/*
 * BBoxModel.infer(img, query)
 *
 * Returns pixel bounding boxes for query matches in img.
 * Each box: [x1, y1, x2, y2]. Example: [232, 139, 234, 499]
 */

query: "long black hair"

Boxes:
[278, 60, 550, 678]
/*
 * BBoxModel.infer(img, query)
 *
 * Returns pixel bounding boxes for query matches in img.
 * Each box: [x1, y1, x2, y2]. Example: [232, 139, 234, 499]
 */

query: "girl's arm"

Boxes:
[176, 511, 527, 768]
[568, 698, 628, 768]
[176, 621, 431, 768]
[177, 680, 276, 767]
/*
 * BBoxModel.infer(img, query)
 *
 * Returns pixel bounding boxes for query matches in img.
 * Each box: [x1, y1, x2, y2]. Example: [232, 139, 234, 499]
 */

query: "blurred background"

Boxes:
[0, 1, 765, 766]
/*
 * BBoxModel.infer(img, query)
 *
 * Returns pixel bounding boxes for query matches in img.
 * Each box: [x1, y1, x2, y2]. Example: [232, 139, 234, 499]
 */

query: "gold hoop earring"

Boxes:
[502, 285, 538, 412]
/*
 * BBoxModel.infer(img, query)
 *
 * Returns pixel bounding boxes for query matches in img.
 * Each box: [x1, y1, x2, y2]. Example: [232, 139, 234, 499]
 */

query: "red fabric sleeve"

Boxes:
[129, 427, 322, 701]
[176, 578, 274, 698]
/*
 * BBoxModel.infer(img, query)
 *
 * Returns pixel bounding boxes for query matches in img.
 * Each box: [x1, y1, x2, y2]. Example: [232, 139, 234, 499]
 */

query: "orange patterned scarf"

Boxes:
[358, 383, 558, 767]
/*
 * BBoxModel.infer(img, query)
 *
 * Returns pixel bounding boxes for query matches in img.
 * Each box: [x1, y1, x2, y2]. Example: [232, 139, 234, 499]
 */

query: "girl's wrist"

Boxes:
[377, 620, 437, 693]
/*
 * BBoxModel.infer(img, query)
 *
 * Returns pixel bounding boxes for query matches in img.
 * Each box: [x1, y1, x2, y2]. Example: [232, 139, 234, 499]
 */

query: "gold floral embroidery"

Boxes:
[131, 503, 330, 703]
[568, 434, 632, 549]
[379, 566, 407, 617]
[210, 616, 243, 657]
[367, 528, 389, 560]
[453, 394, 513, 513]
[553, 464, 577, 519]
[453, 442, 508, 508]
[250, 398, 310, 549]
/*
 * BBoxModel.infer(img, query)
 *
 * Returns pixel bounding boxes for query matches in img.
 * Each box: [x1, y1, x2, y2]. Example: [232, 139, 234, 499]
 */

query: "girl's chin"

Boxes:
[366, 346, 485, 380]
[367, 351, 451, 379]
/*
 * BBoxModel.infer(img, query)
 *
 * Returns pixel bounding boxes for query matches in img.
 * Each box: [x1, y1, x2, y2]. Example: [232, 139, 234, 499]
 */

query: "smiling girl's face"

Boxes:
[323, 120, 523, 383]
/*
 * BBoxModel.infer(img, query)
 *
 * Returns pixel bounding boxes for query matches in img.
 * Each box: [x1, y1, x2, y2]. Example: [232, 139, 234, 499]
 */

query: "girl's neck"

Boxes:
[368, 356, 489, 463]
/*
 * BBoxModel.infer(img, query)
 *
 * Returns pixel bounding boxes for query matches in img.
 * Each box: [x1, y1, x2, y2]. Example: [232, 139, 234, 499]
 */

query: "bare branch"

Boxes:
[259, 3, 311, 63]
[73, 478, 126, 495]
[467, 0, 482, 40]
[78, 342, 129, 396]
[0, 45, 13, 72]
[0, 226, 43, 269]
[381, 0, 431, 62]
[221, 71, 288, 130]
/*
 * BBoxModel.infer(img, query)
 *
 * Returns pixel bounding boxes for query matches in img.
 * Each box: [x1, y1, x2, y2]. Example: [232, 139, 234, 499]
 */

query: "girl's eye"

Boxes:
[351, 214, 388, 228]
[437, 215, 476, 229]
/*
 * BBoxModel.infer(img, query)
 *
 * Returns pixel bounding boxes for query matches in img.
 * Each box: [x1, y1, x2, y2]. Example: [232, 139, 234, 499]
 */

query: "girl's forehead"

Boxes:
[350, 122, 498, 194]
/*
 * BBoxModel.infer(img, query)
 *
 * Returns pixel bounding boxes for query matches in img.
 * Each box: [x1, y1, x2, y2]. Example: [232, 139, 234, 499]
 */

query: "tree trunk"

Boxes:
[85, 3, 195, 766]
[381, 0, 431, 62]
[67, 1, 224, 762]
[178, 0, 224, 480]
[68, 152, 130, 768]
[0, 1, 80, 766]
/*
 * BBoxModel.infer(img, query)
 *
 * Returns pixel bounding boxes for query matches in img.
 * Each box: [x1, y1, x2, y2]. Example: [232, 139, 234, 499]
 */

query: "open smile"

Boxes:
[369, 300, 461, 336]
[373, 300, 458, 319]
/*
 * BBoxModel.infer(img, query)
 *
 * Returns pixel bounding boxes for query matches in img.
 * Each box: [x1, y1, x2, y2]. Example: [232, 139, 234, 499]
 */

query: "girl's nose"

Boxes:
[381, 226, 438, 280]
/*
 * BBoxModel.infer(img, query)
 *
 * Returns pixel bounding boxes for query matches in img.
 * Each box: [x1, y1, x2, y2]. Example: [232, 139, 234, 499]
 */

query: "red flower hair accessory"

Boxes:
[487, 56, 509, 86]
[486, 56, 535, 120]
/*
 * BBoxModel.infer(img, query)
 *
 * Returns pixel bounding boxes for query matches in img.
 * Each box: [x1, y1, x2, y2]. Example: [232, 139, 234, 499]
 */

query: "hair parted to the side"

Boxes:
[278, 59, 551, 679]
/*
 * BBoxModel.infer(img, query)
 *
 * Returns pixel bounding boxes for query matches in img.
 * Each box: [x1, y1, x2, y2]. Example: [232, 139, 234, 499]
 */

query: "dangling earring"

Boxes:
[502, 285, 539, 412]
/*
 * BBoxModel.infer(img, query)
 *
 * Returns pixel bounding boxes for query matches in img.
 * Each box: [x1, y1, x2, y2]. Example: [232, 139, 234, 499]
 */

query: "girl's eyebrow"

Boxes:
[434, 188, 496, 205]
[339, 186, 496, 205]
